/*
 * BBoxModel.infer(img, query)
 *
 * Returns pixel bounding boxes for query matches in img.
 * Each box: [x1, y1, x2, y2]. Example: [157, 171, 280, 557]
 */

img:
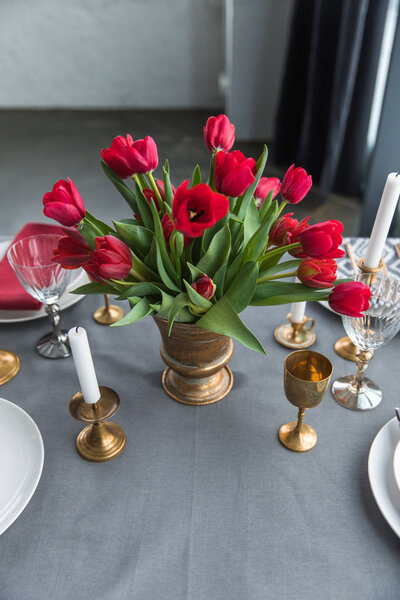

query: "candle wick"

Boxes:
[396, 173, 400, 178]
[75, 326, 80, 333]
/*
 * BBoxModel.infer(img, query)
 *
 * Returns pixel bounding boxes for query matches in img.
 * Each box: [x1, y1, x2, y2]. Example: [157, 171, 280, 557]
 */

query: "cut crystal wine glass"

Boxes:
[7, 234, 71, 358]
[332, 273, 400, 410]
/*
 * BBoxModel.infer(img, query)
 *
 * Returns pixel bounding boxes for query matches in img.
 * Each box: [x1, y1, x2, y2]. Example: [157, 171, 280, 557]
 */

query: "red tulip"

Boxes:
[84, 235, 132, 282]
[328, 281, 371, 317]
[204, 114, 235, 153]
[52, 228, 92, 269]
[172, 180, 229, 238]
[298, 220, 345, 259]
[297, 258, 337, 289]
[101, 134, 158, 178]
[43, 178, 85, 227]
[281, 164, 312, 204]
[142, 179, 176, 212]
[161, 213, 191, 247]
[214, 150, 256, 197]
[192, 275, 215, 300]
[269, 213, 310, 248]
[254, 177, 281, 207]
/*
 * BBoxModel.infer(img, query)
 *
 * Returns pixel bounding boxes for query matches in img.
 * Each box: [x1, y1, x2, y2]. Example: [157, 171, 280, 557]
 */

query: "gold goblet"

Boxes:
[93, 294, 124, 325]
[279, 350, 333, 452]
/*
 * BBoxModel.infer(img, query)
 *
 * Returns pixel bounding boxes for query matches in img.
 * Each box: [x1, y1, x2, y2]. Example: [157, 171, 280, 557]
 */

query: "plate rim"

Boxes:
[0, 237, 88, 323]
[0, 397, 44, 536]
[368, 416, 400, 538]
[393, 440, 400, 494]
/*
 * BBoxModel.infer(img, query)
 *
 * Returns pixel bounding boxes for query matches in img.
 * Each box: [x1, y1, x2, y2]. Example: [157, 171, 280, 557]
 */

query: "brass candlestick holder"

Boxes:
[279, 350, 333, 452]
[334, 258, 383, 362]
[0, 349, 20, 385]
[69, 386, 126, 462]
[274, 313, 316, 349]
[93, 294, 124, 325]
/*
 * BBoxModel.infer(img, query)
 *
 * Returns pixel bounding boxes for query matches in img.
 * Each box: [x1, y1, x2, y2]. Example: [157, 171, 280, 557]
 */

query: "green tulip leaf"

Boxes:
[251, 281, 329, 306]
[116, 282, 165, 300]
[183, 279, 213, 311]
[225, 262, 259, 313]
[243, 198, 261, 247]
[168, 292, 191, 334]
[190, 164, 202, 187]
[196, 296, 266, 355]
[70, 282, 121, 295]
[113, 221, 153, 259]
[133, 182, 154, 229]
[100, 162, 139, 213]
[196, 224, 231, 278]
[155, 239, 181, 292]
[162, 166, 174, 206]
[111, 297, 153, 327]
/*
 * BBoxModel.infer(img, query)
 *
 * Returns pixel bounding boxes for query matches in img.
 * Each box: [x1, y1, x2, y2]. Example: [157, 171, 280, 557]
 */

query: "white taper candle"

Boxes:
[290, 277, 306, 323]
[364, 172, 400, 269]
[68, 327, 101, 404]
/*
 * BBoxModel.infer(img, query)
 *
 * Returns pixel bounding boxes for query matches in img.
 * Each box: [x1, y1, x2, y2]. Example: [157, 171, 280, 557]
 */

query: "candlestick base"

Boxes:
[0, 349, 20, 385]
[69, 386, 126, 462]
[274, 314, 316, 349]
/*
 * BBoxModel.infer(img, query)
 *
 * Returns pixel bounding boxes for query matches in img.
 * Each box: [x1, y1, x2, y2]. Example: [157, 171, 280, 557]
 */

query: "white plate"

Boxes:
[0, 397, 44, 536]
[0, 237, 90, 323]
[368, 417, 400, 537]
[393, 440, 400, 493]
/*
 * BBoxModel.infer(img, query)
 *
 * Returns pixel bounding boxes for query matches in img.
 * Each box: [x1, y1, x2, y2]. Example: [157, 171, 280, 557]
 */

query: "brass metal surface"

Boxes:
[279, 350, 333, 452]
[69, 386, 126, 462]
[334, 257, 382, 361]
[93, 294, 124, 325]
[274, 314, 316, 349]
[0, 349, 21, 385]
[154, 317, 234, 405]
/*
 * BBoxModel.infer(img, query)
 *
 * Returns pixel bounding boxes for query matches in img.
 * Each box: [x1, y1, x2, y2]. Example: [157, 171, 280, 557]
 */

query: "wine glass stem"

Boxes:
[45, 304, 65, 342]
[351, 351, 371, 392]
[294, 407, 305, 432]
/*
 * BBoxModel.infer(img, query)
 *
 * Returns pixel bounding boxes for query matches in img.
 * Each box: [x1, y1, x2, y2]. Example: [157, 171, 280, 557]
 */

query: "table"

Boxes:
[0, 295, 400, 600]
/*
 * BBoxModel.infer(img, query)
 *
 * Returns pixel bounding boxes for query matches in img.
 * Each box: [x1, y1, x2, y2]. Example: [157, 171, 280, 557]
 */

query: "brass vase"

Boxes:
[153, 317, 234, 405]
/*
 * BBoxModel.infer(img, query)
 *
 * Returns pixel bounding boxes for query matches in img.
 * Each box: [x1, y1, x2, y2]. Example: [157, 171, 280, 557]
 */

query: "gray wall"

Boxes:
[226, 0, 294, 140]
[0, 0, 224, 108]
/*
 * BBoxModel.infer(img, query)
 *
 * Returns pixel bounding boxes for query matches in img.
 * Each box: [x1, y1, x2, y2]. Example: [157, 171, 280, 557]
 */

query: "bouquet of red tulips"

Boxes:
[43, 114, 370, 354]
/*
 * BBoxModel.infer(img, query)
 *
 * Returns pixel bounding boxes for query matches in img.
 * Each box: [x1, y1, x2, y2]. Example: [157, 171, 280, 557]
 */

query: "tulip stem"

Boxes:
[208, 153, 216, 191]
[147, 171, 164, 206]
[133, 174, 142, 191]
[276, 200, 287, 218]
[257, 270, 297, 283]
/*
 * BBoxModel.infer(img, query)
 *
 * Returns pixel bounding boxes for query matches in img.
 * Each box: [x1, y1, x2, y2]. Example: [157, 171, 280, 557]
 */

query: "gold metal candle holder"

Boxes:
[334, 257, 383, 362]
[279, 350, 333, 452]
[69, 386, 126, 462]
[93, 294, 124, 325]
[0, 349, 20, 385]
[274, 313, 316, 349]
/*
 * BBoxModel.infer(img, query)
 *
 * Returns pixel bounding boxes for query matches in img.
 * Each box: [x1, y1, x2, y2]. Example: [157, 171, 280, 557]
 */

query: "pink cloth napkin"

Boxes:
[0, 223, 64, 310]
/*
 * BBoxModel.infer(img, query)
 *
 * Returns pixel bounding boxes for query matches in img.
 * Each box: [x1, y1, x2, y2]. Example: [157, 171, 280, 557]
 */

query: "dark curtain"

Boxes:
[274, 0, 391, 200]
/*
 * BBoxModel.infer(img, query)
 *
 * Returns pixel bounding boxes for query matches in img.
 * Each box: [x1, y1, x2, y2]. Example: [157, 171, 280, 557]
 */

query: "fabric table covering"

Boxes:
[0, 295, 399, 600]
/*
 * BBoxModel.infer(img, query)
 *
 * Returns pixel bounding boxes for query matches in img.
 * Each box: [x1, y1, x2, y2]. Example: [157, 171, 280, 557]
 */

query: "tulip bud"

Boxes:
[101, 134, 158, 178]
[254, 177, 281, 207]
[298, 220, 345, 259]
[328, 282, 371, 317]
[297, 258, 337, 288]
[192, 275, 215, 300]
[214, 150, 256, 197]
[281, 164, 312, 204]
[83, 235, 132, 281]
[203, 114, 235, 153]
[43, 178, 85, 227]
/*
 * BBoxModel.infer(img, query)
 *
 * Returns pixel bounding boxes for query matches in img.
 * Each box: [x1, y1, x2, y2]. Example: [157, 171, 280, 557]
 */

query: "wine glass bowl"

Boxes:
[332, 273, 400, 410]
[7, 234, 71, 359]
[279, 350, 333, 452]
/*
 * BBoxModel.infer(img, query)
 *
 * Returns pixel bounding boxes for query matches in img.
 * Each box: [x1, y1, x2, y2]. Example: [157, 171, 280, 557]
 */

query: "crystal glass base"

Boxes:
[332, 375, 382, 411]
[36, 331, 71, 359]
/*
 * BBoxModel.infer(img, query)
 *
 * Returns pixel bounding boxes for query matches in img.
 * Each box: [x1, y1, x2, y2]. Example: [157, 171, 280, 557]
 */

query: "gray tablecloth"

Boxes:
[1, 296, 400, 600]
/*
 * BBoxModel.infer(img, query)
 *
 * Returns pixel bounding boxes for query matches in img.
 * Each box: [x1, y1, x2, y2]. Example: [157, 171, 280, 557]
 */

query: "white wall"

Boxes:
[0, 0, 224, 108]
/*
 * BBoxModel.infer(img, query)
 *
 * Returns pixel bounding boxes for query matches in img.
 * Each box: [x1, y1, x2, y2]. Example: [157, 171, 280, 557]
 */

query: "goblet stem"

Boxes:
[294, 407, 305, 432]
[45, 303, 66, 343]
[104, 293, 110, 314]
[349, 350, 372, 394]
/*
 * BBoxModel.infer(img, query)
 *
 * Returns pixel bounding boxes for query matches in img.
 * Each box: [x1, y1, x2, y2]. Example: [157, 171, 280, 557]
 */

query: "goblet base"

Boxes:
[36, 331, 71, 359]
[332, 375, 382, 411]
[93, 304, 124, 325]
[0, 349, 20, 385]
[278, 421, 317, 452]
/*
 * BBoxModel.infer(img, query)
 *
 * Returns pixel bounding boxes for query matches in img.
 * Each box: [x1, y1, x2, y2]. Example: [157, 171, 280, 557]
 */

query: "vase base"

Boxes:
[161, 366, 234, 405]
